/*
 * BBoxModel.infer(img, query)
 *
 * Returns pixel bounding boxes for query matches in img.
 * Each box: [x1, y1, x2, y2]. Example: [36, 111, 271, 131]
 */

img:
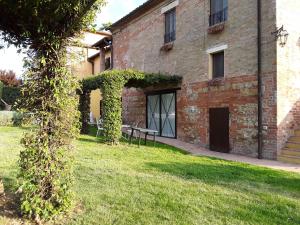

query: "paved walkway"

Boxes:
[153, 136, 300, 173]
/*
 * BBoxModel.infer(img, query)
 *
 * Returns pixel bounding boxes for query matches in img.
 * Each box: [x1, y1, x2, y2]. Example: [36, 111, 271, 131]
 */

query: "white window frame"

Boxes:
[207, 44, 228, 79]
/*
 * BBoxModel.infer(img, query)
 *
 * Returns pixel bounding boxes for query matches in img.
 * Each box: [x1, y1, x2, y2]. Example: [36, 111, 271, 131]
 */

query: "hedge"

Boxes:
[2, 86, 21, 105]
[0, 81, 3, 99]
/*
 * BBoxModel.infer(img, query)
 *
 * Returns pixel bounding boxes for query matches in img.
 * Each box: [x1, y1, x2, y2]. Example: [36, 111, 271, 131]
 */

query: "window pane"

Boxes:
[210, 0, 228, 26]
[165, 9, 176, 43]
[211, 0, 223, 13]
[212, 52, 224, 78]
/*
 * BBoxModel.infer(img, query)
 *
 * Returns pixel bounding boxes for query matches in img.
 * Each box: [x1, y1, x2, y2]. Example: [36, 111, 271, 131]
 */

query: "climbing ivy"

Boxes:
[0, 0, 105, 221]
[80, 69, 182, 144]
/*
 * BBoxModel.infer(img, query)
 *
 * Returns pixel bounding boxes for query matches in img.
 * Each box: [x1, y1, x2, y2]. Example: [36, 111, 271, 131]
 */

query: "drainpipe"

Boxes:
[110, 37, 114, 69]
[100, 47, 106, 72]
[257, 0, 263, 159]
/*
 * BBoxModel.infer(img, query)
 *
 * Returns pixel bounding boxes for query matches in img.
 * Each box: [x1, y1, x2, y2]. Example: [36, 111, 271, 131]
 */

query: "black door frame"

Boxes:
[146, 90, 177, 139]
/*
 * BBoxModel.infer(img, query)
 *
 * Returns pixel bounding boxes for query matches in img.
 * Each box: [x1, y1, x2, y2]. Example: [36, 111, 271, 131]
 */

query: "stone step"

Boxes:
[278, 155, 300, 164]
[286, 142, 300, 149]
[289, 136, 300, 143]
[281, 148, 300, 157]
[294, 130, 300, 136]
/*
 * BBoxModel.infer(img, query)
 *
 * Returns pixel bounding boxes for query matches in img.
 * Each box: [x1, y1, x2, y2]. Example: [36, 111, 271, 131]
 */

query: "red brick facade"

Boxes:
[112, 0, 300, 160]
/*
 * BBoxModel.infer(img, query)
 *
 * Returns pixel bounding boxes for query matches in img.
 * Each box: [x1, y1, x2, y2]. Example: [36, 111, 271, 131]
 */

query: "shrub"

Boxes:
[0, 111, 23, 126]
[2, 86, 21, 106]
[0, 81, 3, 99]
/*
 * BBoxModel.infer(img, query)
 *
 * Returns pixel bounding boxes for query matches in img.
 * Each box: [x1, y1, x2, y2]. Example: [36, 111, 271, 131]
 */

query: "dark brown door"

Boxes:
[209, 108, 230, 153]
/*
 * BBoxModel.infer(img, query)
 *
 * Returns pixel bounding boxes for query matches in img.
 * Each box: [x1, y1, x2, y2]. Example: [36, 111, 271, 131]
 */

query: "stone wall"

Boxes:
[276, 0, 300, 153]
[177, 75, 258, 157]
[113, 0, 278, 159]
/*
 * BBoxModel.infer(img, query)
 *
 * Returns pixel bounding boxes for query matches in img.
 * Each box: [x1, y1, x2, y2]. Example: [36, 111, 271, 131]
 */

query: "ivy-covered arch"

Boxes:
[80, 69, 182, 144]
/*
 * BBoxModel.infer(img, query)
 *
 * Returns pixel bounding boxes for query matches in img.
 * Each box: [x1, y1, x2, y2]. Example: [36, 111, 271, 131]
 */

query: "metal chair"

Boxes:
[96, 119, 104, 137]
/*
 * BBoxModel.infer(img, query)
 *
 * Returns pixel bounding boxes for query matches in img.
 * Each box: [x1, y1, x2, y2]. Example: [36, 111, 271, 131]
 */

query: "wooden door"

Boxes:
[209, 108, 230, 153]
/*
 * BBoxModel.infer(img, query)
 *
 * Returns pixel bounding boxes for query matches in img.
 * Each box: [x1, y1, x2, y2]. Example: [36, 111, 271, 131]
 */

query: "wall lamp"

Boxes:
[272, 25, 289, 47]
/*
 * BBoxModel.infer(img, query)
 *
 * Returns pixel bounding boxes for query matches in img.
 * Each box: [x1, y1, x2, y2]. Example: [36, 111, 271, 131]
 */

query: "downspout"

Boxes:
[257, 0, 263, 159]
[110, 37, 114, 69]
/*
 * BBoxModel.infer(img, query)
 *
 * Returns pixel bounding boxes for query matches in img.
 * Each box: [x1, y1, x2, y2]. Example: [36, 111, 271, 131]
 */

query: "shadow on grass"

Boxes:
[146, 161, 300, 195]
[78, 137, 103, 144]
[0, 178, 22, 222]
[79, 125, 188, 155]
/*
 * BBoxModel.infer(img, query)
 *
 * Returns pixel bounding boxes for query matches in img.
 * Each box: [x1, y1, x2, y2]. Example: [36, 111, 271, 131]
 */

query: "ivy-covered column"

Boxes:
[19, 47, 80, 220]
[79, 90, 91, 134]
[101, 72, 127, 144]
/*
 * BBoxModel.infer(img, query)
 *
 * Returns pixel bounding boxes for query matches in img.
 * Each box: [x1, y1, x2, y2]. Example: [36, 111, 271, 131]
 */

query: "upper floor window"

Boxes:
[212, 51, 224, 78]
[209, 0, 228, 26]
[164, 9, 176, 43]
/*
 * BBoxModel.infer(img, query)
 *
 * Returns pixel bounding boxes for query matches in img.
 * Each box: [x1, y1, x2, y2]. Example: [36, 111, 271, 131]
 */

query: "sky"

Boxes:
[0, 0, 147, 78]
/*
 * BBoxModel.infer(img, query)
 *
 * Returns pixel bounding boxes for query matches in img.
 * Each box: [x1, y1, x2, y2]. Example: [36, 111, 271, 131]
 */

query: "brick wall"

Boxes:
[176, 75, 259, 157]
[113, 0, 278, 159]
[122, 88, 146, 128]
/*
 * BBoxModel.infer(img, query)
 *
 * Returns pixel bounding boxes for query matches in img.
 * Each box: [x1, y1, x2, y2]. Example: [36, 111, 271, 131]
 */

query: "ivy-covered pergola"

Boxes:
[79, 69, 182, 144]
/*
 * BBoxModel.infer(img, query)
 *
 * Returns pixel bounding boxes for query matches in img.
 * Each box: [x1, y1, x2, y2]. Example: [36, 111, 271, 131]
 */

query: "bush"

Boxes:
[0, 111, 23, 126]
[0, 81, 3, 99]
[2, 86, 21, 106]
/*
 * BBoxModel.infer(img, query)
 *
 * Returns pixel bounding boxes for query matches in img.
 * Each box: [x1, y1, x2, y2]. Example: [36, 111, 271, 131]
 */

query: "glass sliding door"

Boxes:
[147, 91, 176, 138]
[161, 93, 176, 138]
[147, 95, 161, 135]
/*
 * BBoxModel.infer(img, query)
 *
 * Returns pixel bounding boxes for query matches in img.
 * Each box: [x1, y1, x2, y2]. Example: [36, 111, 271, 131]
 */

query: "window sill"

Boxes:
[207, 22, 226, 34]
[160, 42, 174, 52]
[208, 77, 225, 86]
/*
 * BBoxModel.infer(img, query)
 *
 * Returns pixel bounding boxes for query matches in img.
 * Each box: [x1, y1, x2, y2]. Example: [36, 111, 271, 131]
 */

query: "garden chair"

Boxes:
[96, 119, 104, 137]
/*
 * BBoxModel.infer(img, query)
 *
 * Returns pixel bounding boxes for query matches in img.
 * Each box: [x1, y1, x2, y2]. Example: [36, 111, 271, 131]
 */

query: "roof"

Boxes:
[88, 52, 100, 61]
[110, 0, 163, 31]
[84, 30, 112, 37]
[92, 36, 112, 48]
[87, 46, 111, 61]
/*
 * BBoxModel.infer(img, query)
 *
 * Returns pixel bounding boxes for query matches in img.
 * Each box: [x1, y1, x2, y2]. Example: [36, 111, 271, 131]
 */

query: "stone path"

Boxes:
[153, 136, 300, 173]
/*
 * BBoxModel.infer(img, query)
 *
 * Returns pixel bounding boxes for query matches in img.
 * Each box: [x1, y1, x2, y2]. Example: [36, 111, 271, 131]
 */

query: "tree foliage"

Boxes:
[80, 69, 182, 144]
[2, 86, 21, 107]
[0, 81, 3, 99]
[0, 70, 22, 87]
[0, 0, 105, 221]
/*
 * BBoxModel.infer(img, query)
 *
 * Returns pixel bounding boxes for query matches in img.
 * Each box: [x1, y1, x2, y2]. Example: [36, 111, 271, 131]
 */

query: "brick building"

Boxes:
[109, 0, 300, 162]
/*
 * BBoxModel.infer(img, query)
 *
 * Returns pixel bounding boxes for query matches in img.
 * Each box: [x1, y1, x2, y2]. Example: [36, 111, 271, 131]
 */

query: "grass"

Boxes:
[0, 126, 300, 225]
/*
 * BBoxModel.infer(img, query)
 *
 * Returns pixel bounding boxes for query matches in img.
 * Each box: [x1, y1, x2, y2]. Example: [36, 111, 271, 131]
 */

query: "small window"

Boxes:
[212, 51, 224, 78]
[105, 57, 111, 70]
[164, 9, 176, 43]
[209, 0, 228, 26]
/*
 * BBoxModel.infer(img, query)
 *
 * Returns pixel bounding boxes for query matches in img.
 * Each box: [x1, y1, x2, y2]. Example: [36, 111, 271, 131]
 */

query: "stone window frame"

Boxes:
[206, 44, 228, 80]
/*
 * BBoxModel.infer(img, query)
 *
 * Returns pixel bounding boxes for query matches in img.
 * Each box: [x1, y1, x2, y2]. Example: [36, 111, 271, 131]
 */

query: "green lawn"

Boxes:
[0, 126, 300, 225]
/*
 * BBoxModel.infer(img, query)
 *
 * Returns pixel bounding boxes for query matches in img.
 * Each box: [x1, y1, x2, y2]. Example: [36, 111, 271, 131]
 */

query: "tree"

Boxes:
[0, 0, 105, 221]
[0, 70, 21, 87]
[100, 22, 112, 31]
[0, 81, 3, 99]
